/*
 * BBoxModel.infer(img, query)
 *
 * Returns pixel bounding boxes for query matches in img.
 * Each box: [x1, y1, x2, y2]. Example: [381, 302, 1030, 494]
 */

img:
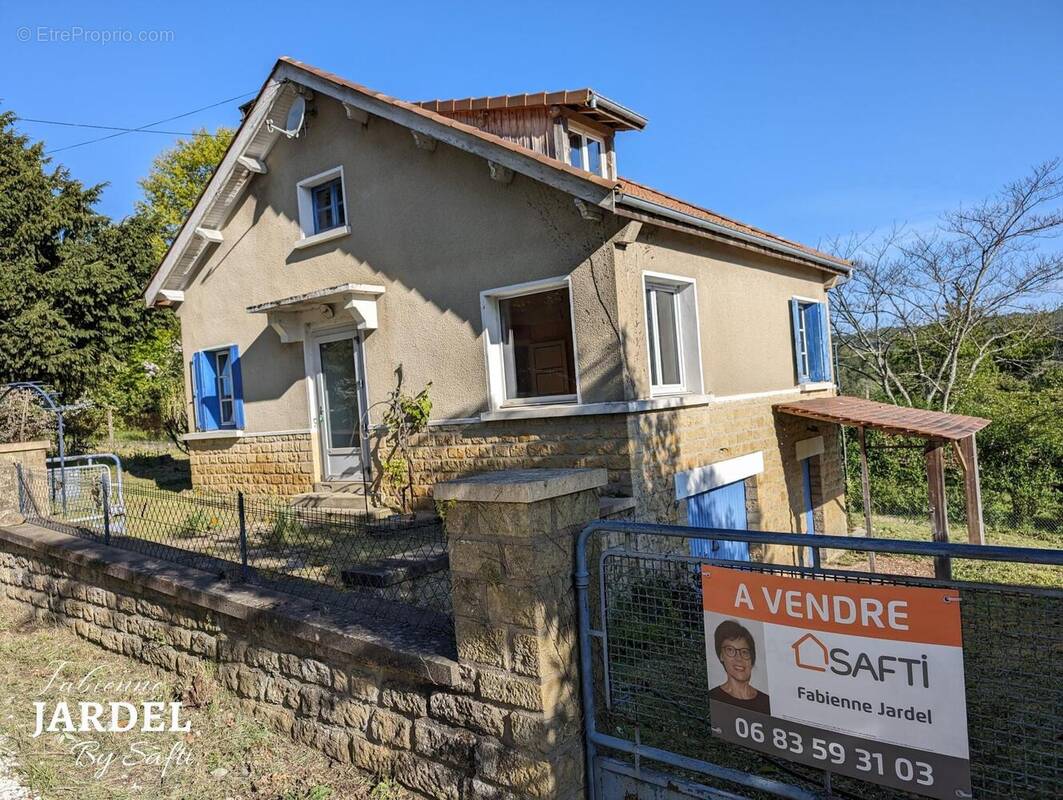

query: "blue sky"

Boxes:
[1, 1, 1060, 250]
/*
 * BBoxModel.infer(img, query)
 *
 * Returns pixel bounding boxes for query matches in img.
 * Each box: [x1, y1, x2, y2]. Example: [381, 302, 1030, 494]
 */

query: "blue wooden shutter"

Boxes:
[229, 344, 246, 429]
[790, 299, 810, 384]
[818, 303, 833, 382]
[805, 302, 824, 382]
[688, 480, 750, 562]
[192, 350, 220, 431]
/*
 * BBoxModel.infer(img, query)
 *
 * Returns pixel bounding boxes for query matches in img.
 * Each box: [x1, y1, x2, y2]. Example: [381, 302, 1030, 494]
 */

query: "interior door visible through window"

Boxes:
[314, 333, 364, 479]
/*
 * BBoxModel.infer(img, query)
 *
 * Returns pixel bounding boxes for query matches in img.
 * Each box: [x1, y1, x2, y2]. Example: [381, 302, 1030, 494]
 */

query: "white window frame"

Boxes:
[566, 125, 608, 178]
[641, 271, 703, 397]
[294, 166, 352, 250]
[214, 349, 236, 426]
[480, 276, 581, 410]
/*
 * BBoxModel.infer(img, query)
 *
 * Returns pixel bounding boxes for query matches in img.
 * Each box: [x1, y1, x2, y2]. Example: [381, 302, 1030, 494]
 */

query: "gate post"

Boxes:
[435, 468, 606, 800]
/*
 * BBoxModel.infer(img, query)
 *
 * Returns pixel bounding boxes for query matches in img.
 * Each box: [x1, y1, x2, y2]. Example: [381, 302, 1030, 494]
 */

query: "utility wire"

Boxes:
[42, 90, 257, 155]
[17, 118, 204, 136]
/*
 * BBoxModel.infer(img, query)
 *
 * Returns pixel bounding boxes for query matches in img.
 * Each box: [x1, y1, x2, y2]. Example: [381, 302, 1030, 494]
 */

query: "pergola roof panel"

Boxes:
[774, 396, 989, 441]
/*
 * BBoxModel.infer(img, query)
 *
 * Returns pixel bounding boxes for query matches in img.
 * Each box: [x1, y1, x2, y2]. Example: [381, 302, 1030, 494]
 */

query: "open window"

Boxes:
[567, 128, 607, 177]
[482, 278, 579, 408]
[643, 272, 702, 396]
[192, 345, 245, 431]
[295, 166, 351, 249]
[790, 298, 832, 384]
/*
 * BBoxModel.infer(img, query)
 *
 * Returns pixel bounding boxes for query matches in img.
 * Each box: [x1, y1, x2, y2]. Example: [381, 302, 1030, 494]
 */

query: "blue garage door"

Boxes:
[688, 479, 750, 562]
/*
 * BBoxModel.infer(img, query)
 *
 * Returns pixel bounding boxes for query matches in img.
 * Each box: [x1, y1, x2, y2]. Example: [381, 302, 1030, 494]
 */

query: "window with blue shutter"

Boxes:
[790, 299, 832, 384]
[192, 346, 245, 431]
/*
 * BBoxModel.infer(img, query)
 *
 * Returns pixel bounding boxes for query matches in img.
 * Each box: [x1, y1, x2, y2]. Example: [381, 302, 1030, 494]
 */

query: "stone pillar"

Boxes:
[435, 468, 605, 800]
[0, 441, 49, 524]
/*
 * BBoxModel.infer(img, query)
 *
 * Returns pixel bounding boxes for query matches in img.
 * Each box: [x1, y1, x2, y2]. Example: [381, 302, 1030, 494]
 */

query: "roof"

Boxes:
[417, 89, 648, 131]
[617, 178, 848, 269]
[145, 57, 850, 305]
[773, 396, 990, 441]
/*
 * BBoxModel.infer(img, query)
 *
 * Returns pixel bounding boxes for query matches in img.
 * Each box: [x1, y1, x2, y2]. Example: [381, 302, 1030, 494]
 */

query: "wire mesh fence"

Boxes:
[14, 465, 452, 635]
[581, 524, 1063, 800]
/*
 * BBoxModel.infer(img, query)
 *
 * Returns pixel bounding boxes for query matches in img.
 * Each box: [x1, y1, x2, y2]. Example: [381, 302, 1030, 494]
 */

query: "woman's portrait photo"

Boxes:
[708, 619, 771, 715]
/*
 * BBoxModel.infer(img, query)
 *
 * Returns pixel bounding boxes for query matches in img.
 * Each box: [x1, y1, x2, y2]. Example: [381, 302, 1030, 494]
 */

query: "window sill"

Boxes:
[799, 381, 835, 393]
[292, 225, 351, 251]
[181, 429, 244, 442]
[480, 394, 713, 422]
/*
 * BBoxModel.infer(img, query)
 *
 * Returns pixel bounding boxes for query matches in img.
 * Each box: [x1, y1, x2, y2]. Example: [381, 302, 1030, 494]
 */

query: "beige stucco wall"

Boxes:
[614, 226, 832, 398]
[177, 93, 626, 435]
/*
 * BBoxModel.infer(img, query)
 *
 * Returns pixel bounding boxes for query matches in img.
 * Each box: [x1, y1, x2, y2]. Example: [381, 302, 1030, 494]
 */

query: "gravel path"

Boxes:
[0, 737, 39, 800]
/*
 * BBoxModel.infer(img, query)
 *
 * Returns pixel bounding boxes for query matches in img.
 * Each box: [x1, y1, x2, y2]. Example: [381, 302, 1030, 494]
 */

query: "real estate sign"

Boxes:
[701, 566, 971, 800]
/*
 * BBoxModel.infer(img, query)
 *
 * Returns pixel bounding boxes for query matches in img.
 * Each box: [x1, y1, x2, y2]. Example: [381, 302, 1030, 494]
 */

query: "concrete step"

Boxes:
[314, 481, 367, 495]
[290, 492, 391, 519]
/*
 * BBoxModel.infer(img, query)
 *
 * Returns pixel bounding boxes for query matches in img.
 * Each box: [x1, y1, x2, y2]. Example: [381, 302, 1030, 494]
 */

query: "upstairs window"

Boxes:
[311, 178, 345, 234]
[500, 287, 578, 402]
[567, 130, 606, 177]
[192, 345, 245, 431]
[295, 166, 350, 248]
[790, 299, 832, 384]
[482, 278, 580, 410]
[643, 273, 702, 395]
[646, 283, 682, 390]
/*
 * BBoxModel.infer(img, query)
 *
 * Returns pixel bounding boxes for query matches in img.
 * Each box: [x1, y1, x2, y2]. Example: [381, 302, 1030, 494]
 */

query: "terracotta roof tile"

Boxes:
[617, 177, 849, 268]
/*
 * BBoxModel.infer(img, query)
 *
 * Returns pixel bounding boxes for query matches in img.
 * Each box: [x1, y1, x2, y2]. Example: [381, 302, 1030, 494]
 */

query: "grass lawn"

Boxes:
[0, 599, 402, 800]
[833, 514, 1062, 587]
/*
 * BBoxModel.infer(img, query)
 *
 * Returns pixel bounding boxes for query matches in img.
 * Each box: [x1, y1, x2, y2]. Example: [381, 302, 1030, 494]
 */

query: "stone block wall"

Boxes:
[0, 465, 607, 799]
[187, 432, 314, 496]
[381, 415, 631, 510]
[629, 390, 847, 564]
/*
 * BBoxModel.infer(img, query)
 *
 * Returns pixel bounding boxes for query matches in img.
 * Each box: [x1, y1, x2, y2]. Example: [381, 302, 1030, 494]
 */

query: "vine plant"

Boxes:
[375, 381, 432, 514]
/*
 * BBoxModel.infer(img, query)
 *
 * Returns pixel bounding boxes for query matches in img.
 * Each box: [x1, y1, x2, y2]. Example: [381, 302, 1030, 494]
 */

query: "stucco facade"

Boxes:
[158, 60, 851, 563]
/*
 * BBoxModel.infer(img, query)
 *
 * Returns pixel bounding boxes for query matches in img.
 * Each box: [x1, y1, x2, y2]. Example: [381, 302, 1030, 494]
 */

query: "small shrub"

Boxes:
[261, 509, 304, 550]
[175, 508, 219, 539]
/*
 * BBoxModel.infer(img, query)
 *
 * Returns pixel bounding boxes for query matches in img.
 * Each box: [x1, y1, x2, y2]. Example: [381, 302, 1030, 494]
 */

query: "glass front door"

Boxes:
[314, 333, 364, 479]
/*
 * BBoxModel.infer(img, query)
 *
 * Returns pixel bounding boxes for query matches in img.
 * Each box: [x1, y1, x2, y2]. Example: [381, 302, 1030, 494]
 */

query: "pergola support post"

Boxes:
[857, 426, 876, 573]
[955, 435, 985, 546]
[925, 440, 951, 579]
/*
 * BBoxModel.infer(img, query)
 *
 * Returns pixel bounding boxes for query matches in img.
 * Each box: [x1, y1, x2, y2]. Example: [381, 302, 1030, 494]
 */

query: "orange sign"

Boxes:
[701, 567, 961, 647]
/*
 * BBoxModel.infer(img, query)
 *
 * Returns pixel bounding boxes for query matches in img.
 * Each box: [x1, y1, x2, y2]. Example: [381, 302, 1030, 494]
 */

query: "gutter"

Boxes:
[587, 91, 648, 130]
[615, 192, 852, 276]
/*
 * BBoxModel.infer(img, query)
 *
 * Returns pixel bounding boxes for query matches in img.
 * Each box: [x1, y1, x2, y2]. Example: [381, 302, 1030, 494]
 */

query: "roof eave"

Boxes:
[614, 192, 852, 277]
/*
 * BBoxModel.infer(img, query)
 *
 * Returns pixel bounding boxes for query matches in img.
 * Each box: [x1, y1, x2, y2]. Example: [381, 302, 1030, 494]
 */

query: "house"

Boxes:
[144, 57, 851, 560]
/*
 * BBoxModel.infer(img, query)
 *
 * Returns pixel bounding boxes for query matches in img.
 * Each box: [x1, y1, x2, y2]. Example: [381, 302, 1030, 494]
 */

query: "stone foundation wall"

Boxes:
[629, 391, 848, 563]
[385, 415, 632, 510]
[187, 432, 314, 496]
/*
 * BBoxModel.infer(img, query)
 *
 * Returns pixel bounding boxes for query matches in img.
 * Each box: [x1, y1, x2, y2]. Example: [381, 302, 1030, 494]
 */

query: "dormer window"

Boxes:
[567, 129, 607, 177]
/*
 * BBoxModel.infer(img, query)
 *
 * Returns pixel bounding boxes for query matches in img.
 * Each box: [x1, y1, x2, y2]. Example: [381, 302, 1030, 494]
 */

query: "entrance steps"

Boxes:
[291, 479, 392, 519]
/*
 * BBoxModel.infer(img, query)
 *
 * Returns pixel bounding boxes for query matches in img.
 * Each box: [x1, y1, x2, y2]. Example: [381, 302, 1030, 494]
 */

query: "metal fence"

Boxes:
[14, 466, 453, 637]
[577, 522, 1063, 800]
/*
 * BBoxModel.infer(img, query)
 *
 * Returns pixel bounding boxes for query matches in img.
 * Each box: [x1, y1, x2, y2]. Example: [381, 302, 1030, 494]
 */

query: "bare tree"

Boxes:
[831, 160, 1063, 412]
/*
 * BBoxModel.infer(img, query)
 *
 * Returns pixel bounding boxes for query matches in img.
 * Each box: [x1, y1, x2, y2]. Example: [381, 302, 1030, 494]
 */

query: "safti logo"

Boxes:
[791, 633, 829, 671]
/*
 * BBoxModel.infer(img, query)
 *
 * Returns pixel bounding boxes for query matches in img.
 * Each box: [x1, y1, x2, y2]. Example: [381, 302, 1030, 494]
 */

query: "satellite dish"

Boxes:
[267, 95, 305, 139]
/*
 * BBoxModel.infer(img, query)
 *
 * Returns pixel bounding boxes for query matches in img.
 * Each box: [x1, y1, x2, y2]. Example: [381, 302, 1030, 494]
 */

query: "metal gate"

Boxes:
[575, 522, 1063, 800]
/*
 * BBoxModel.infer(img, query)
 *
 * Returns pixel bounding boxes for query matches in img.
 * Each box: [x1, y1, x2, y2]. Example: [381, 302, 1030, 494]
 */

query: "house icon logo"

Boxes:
[791, 633, 829, 671]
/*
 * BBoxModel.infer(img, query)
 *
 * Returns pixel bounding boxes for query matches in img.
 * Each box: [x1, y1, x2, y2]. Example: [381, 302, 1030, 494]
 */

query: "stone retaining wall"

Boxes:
[0, 466, 605, 800]
[186, 432, 314, 496]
